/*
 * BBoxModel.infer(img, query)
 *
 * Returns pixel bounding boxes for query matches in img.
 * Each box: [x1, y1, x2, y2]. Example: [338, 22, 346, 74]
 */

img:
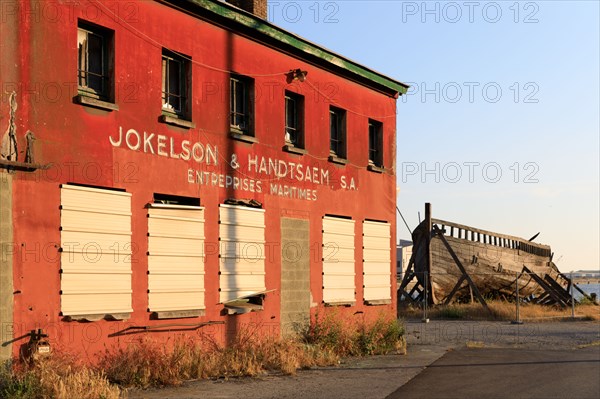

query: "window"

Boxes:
[368, 119, 383, 168]
[219, 204, 266, 314]
[322, 216, 355, 306]
[362, 221, 392, 305]
[147, 194, 205, 318]
[60, 184, 132, 320]
[162, 49, 191, 119]
[329, 106, 346, 158]
[230, 75, 254, 135]
[285, 91, 304, 148]
[77, 21, 113, 101]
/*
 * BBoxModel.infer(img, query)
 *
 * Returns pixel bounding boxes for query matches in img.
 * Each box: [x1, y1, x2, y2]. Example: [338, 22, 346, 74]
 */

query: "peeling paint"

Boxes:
[0, 91, 18, 161]
[25, 130, 35, 164]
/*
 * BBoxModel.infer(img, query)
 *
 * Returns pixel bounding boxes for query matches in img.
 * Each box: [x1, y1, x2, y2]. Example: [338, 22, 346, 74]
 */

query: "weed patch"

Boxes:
[0, 355, 120, 399]
[0, 314, 405, 394]
[304, 312, 405, 357]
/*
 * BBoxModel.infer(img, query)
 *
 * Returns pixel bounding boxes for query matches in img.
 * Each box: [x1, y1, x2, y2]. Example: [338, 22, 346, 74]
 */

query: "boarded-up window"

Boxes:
[363, 221, 392, 304]
[60, 184, 132, 319]
[219, 205, 266, 305]
[147, 204, 205, 317]
[322, 216, 355, 305]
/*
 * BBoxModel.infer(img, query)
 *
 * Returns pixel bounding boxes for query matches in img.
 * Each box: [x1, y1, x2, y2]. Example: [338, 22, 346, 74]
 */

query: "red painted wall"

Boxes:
[1, 0, 398, 360]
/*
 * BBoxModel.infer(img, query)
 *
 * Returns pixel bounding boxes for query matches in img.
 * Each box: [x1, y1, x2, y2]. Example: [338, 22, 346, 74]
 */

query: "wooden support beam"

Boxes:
[425, 203, 434, 305]
[543, 275, 574, 304]
[432, 225, 491, 313]
[0, 159, 50, 172]
[398, 254, 419, 304]
[398, 253, 415, 290]
[444, 275, 467, 305]
[558, 273, 596, 303]
[409, 285, 422, 298]
[523, 266, 568, 308]
[400, 285, 418, 304]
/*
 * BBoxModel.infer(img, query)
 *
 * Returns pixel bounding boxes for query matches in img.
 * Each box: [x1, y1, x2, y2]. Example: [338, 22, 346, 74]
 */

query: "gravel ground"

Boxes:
[127, 319, 600, 399]
[405, 319, 600, 349]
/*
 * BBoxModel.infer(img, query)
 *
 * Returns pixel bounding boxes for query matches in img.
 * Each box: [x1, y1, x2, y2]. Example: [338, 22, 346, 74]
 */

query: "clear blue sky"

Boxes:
[270, 0, 600, 272]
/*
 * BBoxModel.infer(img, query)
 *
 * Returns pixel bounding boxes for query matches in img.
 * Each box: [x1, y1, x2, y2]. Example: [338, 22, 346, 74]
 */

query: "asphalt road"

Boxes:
[128, 321, 600, 399]
[387, 346, 600, 399]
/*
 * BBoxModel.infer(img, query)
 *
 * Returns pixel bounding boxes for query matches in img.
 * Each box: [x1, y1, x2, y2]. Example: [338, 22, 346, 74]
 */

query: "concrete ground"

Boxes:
[128, 320, 600, 399]
[127, 345, 452, 399]
[404, 319, 600, 349]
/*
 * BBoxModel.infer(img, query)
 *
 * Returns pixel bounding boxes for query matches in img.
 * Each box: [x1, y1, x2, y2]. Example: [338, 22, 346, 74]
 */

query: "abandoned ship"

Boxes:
[399, 204, 591, 307]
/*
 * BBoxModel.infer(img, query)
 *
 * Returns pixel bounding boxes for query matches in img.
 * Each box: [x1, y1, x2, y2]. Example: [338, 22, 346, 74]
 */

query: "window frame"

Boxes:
[230, 74, 254, 137]
[329, 106, 347, 159]
[368, 119, 383, 168]
[77, 20, 113, 102]
[161, 49, 191, 120]
[284, 91, 304, 149]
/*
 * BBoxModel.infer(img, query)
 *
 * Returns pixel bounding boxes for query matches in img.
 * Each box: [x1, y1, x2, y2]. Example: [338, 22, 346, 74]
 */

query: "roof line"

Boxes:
[163, 0, 408, 96]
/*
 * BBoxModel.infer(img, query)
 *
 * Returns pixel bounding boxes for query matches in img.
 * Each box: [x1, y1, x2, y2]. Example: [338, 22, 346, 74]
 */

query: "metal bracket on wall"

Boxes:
[0, 159, 50, 172]
[108, 321, 226, 337]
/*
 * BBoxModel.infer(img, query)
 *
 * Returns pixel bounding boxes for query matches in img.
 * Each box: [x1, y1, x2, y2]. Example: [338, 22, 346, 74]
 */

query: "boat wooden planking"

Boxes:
[399, 203, 585, 307]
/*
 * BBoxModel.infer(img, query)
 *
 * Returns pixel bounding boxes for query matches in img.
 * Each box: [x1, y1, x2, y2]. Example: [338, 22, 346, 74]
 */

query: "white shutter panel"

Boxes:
[322, 216, 355, 305]
[219, 205, 266, 303]
[60, 184, 132, 318]
[147, 204, 205, 314]
[363, 221, 392, 303]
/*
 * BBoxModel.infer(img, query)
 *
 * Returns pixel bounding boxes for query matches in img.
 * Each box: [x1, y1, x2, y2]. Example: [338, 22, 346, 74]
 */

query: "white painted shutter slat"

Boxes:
[147, 207, 205, 312]
[322, 217, 355, 304]
[362, 221, 392, 302]
[219, 205, 266, 303]
[60, 185, 132, 317]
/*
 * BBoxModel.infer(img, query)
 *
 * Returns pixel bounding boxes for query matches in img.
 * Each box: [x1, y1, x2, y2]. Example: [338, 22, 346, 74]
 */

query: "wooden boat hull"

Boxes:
[411, 217, 561, 305]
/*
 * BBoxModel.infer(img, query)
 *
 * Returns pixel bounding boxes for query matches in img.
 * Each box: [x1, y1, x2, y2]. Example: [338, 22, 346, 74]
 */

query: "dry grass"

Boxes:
[101, 314, 405, 389]
[577, 341, 600, 349]
[401, 301, 600, 322]
[519, 303, 599, 321]
[1, 315, 405, 394]
[98, 332, 338, 388]
[465, 341, 485, 348]
[305, 311, 406, 356]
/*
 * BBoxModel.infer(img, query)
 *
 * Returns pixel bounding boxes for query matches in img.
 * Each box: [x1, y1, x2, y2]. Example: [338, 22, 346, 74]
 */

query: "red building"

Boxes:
[0, 0, 407, 361]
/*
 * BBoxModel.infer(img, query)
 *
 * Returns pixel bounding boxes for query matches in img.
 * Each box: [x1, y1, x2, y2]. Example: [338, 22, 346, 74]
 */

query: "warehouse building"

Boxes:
[0, 0, 407, 360]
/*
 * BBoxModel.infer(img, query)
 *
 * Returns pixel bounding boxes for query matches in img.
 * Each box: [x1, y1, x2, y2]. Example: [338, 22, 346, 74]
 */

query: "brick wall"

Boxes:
[227, 0, 268, 19]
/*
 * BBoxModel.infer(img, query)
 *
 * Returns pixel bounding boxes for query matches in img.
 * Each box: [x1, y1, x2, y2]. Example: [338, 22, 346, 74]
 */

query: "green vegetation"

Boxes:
[0, 355, 120, 399]
[0, 363, 41, 399]
[577, 295, 598, 306]
[437, 305, 467, 319]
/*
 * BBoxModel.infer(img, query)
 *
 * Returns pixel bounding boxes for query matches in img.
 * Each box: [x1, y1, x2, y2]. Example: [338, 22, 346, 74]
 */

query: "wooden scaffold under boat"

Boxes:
[398, 203, 594, 308]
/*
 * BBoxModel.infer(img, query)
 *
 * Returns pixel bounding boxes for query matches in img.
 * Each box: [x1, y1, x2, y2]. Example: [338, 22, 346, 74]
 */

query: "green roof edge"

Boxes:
[172, 0, 408, 96]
